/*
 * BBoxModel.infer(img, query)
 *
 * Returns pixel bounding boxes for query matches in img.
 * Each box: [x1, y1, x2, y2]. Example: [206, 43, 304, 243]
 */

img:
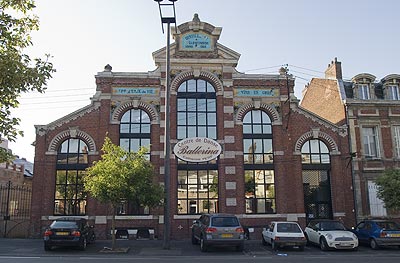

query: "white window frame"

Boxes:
[358, 84, 370, 100]
[394, 126, 400, 158]
[368, 181, 387, 217]
[362, 126, 380, 158]
[387, 85, 399, 100]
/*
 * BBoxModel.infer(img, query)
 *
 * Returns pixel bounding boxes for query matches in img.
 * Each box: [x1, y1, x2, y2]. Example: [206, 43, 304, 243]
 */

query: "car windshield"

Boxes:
[51, 221, 79, 229]
[319, 221, 346, 231]
[277, 223, 302, 233]
[376, 221, 400, 230]
[212, 217, 239, 227]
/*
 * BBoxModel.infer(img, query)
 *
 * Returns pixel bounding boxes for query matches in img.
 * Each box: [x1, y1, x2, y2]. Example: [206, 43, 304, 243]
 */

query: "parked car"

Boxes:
[304, 219, 358, 251]
[261, 221, 307, 251]
[352, 220, 400, 249]
[43, 217, 95, 251]
[191, 213, 245, 252]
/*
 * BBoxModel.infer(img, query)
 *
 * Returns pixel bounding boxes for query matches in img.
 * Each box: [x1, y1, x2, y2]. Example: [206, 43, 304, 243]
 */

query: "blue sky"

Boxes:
[10, 0, 400, 161]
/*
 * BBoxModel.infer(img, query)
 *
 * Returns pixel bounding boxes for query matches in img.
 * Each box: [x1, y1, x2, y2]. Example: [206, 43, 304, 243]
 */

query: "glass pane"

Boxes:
[197, 99, 207, 111]
[130, 139, 140, 152]
[55, 185, 65, 199]
[57, 154, 68, 164]
[244, 139, 252, 154]
[141, 111, 150, 123]
[68, 153, 78, 164]
[69, 139, 79, 153]
[66, 185, 77, 199]
[120, 124, 130, 133]
[67, 171, 77, 184]
[141, 123, 150, 133]
[311, 154, 321, 163]
[177, 112, 186, 125]
[263, 139, 273, 153]
[177, 126, 186, 139]
[131, 109, 141, 122]
[320, 142, 329, 153]
[255, 185, 265, 198]
[321, 154, 330, 163]
[188, 127, 196, 137]
[301, 141, 310, 153]
[177, 99, 186, 111]
[121, 111, 130, 122]
[265, 172, 274, 183]
[310, 140, 319, 153]
[207, 99, 216, 111]
[187, 113, 196, 125]
[131, 124, 140, 133]
[243, 112, 251, 124]
[253, 139, 262, 153]
[197, 113, 206, 125]
[178, 81, 186, 92]
[302, 154, 310, 163]
[187, 79, 196, 92]
[206, 82, 215, 92]
[261, 111, 271, 123]
[56, 171, 67, 184]
[178, 172, 187, 184]
[197, 80, 206, 92]
[198, 126, 206, 137]
[207, 113, 216, 125]
[187, 99, 196, 111]
[263, 124, 272, 134]
[257, 199, 266, 213]
[252, 111, 262, 123]
[141, 139, 150, 148]
[243, 124, 252, 134]
[59, 141, 69, 153]
[207, 127, 217, 139]
[120, 139, 129, 151]
[253, 125, 262, 134]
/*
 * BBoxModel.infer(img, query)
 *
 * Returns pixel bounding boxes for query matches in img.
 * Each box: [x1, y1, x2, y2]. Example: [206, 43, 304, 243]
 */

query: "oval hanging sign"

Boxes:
[173, 137, 222, 162]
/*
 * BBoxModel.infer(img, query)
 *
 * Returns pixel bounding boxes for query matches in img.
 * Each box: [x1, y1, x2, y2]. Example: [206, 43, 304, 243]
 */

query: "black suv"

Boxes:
[191, 213, 245, 252]
[43, 217, 95, 251]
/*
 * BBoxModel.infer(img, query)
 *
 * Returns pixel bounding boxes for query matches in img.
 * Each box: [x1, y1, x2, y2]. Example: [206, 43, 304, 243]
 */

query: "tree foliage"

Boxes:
[375, 169, 400, 211]
[84, 137, 163, 248]
[0, 0, 55, 141]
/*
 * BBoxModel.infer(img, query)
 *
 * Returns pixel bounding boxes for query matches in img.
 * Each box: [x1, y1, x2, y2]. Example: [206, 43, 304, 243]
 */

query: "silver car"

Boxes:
[191, 214, 245, 252]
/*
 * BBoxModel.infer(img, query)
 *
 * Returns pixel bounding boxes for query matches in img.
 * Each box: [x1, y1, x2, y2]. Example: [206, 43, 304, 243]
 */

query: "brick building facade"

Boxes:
[301, 58, 400, 221]
[31, 15, 355, 239]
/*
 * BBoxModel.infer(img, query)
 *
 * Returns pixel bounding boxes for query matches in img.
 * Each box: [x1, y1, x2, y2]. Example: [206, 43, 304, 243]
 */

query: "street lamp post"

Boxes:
[154, 0, 177, 250]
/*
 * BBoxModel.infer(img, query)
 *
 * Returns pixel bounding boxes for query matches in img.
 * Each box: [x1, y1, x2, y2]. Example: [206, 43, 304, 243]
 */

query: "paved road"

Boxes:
[0, 238, 399, 262]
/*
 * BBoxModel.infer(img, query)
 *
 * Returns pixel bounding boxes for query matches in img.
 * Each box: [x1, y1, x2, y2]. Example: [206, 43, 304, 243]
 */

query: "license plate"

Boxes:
[221, 233, 233, 238]
[389, 233, 400, 237]
[55, 232, 69, 236]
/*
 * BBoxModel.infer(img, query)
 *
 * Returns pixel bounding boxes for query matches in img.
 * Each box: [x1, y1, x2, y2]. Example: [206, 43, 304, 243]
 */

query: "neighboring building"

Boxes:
[0, 142, 33, 238]
[31, 15, 355, 240]
[301, 58, 400, 221]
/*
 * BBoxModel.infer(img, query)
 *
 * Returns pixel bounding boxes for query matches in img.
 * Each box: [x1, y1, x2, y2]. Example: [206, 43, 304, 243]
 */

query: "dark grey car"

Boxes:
[191, 213, 245, 252]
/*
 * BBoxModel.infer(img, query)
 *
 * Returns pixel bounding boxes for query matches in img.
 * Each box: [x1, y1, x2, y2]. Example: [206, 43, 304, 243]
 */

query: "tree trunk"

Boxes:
[111, 204, 116, 250]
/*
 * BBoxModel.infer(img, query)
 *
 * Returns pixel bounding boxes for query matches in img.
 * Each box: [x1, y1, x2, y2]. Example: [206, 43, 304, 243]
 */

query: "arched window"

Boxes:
[243, 110, 275, 214]
[119, 108, 151, 159]
[55, 138, 88, 215]
[301, 139, 332, 221]
[118, 108, 151, 215]
[176, 79, 218, 215]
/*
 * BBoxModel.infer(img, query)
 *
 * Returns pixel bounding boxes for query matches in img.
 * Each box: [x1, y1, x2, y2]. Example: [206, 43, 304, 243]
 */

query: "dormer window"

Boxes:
[358, 84, 370, 100]
[387, 85, 399, 100]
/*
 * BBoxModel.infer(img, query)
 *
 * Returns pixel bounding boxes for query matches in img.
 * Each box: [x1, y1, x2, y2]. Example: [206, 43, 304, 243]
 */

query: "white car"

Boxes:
[304, 219, 358, 251]
[261, 221, 307, 251]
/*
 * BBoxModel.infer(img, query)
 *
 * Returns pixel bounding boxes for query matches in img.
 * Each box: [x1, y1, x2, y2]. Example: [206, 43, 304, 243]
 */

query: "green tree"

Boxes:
[84, 137, 163, 249]
[0, 0, 55, 142]
[375, 169, 400, 211]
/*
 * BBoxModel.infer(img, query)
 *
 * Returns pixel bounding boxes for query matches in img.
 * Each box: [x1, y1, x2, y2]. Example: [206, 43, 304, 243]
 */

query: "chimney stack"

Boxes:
[325, 57, 342, 80]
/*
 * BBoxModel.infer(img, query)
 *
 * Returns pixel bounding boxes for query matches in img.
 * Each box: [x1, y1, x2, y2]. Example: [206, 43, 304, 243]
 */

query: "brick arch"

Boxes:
[48, 129, 96, 153]
[294, 130, 339, 154]
[170, 70, 223, 92]
[235, 103, 281, 124]
[111, 101, 159, 123]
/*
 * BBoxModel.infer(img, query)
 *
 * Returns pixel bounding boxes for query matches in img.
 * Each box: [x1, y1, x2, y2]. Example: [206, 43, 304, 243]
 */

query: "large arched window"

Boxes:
[176, 79, 218, 214]
[55, 138, 88, 215]
[243, 110, 275, 214]
[118, 108, 151, 215]
[301, 139, 332, 221]
[119, 108, 151, 159]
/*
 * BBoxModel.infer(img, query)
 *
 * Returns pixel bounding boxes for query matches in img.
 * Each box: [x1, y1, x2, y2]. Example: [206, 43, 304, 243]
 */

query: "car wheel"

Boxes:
[44, 245, 51, 251]
[191, 232, 198, 245]
[200, 236, 208, 252]
[236, 243, 244, 252]
[320, 237, 328, 251]
[261, 235, 267, 246]
[370, 238, 379, 250]
[271, 240, 278, 251]
[79, 237, 87, 251]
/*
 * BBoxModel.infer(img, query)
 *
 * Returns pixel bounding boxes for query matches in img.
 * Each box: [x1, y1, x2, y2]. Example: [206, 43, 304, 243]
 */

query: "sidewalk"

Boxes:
[0, 238, 261, 257]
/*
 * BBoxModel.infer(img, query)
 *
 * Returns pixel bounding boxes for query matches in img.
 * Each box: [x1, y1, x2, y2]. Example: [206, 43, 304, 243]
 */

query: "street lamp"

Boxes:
[154, 0, 177, 250]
